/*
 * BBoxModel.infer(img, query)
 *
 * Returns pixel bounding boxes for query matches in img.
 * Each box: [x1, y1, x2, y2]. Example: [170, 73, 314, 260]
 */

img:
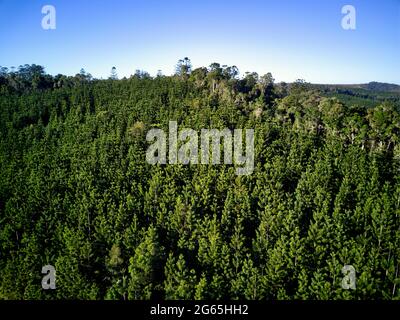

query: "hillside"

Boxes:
[309, 82, 400, 109]
[0, 64, 399, 300]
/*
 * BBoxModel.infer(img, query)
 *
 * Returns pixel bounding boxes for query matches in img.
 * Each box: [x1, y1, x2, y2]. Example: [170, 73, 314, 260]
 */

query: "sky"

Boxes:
[0, 0, 399, 84]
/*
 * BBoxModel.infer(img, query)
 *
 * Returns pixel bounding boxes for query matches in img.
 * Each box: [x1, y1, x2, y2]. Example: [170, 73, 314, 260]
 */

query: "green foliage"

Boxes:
[0, 63, 399, 300]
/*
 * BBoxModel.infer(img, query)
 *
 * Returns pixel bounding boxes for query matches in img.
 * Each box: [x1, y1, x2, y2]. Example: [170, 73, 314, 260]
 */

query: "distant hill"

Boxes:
[312, 82, 400, 93]
[359, 82, 400, 93]
[310, 82, 400, 109]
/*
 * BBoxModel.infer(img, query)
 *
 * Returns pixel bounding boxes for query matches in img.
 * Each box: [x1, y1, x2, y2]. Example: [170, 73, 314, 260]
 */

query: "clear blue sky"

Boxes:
[0, 0, 399, 84]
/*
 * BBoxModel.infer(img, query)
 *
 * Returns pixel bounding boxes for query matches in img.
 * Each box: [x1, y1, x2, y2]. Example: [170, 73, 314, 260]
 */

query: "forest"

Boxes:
[0, 61, 399, 300]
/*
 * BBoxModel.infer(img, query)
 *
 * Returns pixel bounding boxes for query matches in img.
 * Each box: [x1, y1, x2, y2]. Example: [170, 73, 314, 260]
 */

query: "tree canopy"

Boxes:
[0, 61, 399, 300]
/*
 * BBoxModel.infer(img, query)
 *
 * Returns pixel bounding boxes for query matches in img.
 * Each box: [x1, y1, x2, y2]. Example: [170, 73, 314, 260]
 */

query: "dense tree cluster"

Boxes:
[0, 61, 399, 299]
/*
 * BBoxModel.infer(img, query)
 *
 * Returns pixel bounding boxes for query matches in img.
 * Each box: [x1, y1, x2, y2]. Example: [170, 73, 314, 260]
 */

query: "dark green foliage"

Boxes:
[0, 64, 399, 300]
